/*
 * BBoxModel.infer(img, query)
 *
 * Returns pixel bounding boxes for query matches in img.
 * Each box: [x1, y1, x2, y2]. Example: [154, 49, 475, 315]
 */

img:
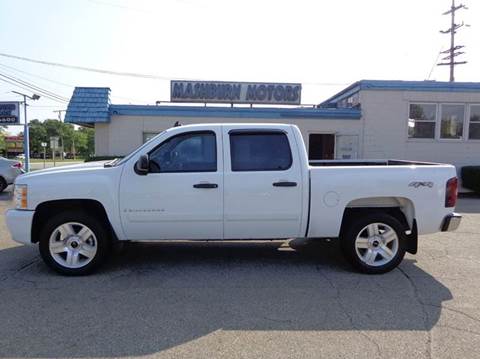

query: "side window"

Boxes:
[149, 131, 217, 173]
[440, 104, 465, 139]
[230, 132, 292, 171]
[408, 104, 436, 139]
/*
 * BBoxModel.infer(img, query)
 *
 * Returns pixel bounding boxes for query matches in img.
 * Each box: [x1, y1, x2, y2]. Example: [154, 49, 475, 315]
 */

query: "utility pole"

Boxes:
[438, 0, 469, 82]
[53, 110, 66, 160]
[12, 91, 40, 172]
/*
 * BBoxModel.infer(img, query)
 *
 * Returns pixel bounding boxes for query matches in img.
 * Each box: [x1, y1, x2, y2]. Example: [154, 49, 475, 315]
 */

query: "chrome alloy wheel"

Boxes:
[48, 222, 98, 269]
[354, 223, 399, 267]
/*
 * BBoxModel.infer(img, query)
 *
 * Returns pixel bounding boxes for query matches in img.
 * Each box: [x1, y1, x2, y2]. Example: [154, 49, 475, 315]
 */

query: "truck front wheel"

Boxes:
[39, 210, 111, 275]
[341, 213, 406, 274]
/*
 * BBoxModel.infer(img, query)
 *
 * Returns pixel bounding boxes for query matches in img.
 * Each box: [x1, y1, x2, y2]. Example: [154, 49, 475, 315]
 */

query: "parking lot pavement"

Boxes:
[0, 189, 479, 359]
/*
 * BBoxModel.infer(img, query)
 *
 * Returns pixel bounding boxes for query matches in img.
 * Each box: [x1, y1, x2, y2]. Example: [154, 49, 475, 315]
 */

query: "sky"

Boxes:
[0, 0, 479, 134]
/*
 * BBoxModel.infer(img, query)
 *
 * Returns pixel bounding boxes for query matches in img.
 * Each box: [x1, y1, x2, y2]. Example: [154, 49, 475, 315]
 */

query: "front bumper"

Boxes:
[5, 209, 34, 245]
[441, 213, 462, 232]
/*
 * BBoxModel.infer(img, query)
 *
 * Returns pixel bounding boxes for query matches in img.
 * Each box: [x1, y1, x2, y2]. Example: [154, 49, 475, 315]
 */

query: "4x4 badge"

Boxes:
[409, 181, 434, 188]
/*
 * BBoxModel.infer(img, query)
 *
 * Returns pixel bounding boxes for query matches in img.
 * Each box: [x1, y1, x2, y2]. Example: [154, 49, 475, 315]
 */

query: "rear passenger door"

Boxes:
[223, 127, 303, 239]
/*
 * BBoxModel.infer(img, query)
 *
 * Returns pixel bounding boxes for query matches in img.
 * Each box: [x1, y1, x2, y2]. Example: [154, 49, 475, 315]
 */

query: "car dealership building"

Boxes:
[64, 79, 480, 170]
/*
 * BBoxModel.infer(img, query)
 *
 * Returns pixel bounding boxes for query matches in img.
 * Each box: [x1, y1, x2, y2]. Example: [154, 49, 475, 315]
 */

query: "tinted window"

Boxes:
[149, 131, 216, 173]
[469, 105, 480, 140]
[408, 104, 436, 139]
[441, 104, 464, 139]
[230, 132, 292, 171]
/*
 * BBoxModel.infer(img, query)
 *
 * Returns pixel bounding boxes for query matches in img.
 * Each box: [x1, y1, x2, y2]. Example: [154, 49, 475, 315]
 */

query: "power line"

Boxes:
[0, 52, 350, 87]
[0, 76, 46, 99]
[0, 52, 180, 80]
[0, 62, 73, 88]
[0, 62, 156, 103]
[0, 74, 67, 103]
[0, 74, 69, 104]
[0, 72, 69, 102]
[426, 46, 443, 80]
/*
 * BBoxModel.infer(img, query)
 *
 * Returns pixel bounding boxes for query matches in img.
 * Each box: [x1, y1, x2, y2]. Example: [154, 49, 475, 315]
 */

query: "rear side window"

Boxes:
[230, 132, 292, 171]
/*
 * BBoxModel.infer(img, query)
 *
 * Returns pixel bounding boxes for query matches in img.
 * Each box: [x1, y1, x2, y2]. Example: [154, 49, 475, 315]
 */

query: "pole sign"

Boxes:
[171, 81, 302, 105]
[50, 136, 59, 149]
[0, 102, 20, 124]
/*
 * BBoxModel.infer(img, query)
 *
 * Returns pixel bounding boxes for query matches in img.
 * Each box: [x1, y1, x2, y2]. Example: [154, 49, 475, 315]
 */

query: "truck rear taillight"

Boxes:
[445, 177, 458, 208]
[11, 162, 22, 169]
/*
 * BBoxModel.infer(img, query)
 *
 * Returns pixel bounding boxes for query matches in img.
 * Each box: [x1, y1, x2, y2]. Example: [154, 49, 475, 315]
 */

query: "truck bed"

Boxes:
[309, 159, 442, 167]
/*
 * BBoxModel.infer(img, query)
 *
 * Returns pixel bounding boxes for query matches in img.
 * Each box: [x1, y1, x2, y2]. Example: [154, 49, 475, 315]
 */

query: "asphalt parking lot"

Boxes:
[0, 187, 479, 359]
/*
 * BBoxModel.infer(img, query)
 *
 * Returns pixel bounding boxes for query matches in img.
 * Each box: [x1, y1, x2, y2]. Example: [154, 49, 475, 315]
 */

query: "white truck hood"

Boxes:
[16, 161, 110, 182]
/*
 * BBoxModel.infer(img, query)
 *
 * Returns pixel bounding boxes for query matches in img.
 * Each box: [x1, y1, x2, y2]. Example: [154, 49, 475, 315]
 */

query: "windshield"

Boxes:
[114, 131, 166, 166]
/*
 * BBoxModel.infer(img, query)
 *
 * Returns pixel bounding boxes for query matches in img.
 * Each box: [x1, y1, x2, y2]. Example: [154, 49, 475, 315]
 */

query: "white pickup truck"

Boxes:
[6, 123, 461, 275]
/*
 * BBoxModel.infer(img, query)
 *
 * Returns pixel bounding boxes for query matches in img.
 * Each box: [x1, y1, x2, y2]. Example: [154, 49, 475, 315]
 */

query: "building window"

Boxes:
[440, 104, 465, 139]
[469, 105, 480, 140]
[408, 104, 436, 139]
[338, 93, 360, 109]
[143, 132, 159, 143]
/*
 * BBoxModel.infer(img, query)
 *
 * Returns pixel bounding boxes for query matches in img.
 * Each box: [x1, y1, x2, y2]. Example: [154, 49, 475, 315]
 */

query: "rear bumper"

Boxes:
[3, 168, 23, 184]
[5, 209, 34, 245]
[441, 213, 462, 232]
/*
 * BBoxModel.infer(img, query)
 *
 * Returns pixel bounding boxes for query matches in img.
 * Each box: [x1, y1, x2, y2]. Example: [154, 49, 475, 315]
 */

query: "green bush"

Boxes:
[84, 156, 123, 163]
[461, 166, 480, 193]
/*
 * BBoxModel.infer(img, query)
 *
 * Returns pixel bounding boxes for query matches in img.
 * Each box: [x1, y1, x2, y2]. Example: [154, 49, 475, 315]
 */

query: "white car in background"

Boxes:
[0, 157, 23, 192]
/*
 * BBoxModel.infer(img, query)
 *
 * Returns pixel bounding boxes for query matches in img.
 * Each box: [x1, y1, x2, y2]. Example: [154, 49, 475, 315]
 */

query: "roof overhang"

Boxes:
[319, 79, 480, 107]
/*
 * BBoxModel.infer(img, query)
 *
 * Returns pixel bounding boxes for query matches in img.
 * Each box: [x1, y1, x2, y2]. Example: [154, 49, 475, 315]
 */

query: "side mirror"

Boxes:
[135, 154, 149, 175]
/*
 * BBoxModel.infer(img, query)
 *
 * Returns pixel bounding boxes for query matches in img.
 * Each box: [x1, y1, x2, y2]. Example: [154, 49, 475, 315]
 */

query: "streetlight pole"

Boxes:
[12, 91, 40, 172]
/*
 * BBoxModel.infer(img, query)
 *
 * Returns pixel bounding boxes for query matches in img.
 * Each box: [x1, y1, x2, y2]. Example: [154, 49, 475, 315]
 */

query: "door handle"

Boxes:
[193, 183, 218, 189]
[272, 181, 297, 187]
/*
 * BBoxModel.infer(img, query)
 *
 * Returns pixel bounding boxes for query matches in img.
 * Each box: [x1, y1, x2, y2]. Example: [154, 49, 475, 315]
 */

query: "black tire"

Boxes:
[0, 177, 7, 193]
[39, 210, 111, 275]
[341, 213, 407, 274]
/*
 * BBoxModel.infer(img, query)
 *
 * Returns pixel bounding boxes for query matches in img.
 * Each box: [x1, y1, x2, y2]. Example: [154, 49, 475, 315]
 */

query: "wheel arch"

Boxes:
[340, 196, 418, 254]
[31, 199, 119, 244]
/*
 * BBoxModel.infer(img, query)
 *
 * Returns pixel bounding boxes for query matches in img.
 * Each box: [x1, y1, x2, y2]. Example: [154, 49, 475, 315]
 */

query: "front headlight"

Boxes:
[14, 184, 28, 209]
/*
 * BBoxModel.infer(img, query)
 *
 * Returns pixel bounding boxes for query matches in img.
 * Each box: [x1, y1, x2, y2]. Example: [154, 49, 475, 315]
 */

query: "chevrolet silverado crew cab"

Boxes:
[6, 123, 461, 275]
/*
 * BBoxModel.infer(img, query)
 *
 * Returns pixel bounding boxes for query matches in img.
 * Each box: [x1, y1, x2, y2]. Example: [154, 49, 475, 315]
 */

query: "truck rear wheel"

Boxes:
[341, 213, 406, 274]
[39, 210, 111, 275]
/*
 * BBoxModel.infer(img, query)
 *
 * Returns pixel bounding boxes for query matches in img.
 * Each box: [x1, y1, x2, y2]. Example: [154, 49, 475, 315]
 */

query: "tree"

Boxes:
[76, 126, 95, 157]
[28, 119, 48, 155]
[26, 119, 94, 159]
[72, 130, 88, 157]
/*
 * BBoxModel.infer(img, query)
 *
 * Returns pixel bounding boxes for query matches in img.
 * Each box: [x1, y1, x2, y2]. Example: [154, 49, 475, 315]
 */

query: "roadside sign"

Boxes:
[0, 102, 20, 124]
[41, 142, 47, 147]
[50, 136, 59, 148]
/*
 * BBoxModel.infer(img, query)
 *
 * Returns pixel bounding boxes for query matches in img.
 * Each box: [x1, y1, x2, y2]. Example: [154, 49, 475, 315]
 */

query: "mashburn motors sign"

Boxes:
[171, 80, 302, 105]
[0, 102, 20, 124]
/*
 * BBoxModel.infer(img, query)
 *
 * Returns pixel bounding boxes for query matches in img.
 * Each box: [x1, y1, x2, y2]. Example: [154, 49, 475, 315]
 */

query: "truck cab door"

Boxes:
[222, 126, 304, 239]
[119, 127, 223, 240]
